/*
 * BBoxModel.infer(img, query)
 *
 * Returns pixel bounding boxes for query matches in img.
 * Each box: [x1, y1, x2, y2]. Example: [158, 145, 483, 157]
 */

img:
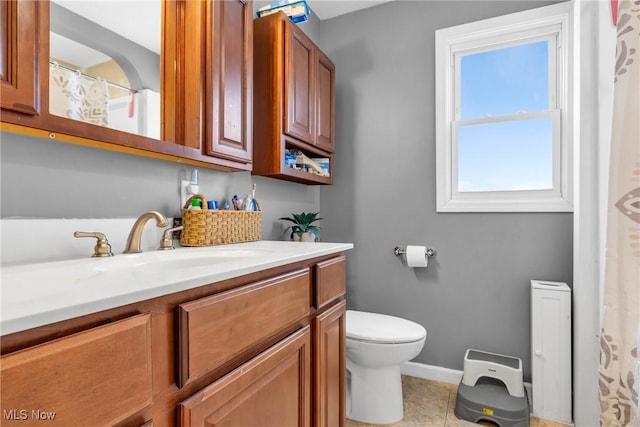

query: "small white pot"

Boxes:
[293, 232, 318, 242]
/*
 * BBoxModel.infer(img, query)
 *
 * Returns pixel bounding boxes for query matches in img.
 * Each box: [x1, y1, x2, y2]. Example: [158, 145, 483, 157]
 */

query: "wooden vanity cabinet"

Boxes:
[253, 12, 336, 185]
[0, 254, 347, 427]
[0, 314, 153, 426]
[0, 0, 253, 172]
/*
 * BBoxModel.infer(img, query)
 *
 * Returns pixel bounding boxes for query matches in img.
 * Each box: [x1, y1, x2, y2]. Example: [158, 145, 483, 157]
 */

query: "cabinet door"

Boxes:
[0, 314, 152, 426]
[0, 0, 39, 115]
[178, 326, 311, 427]
[204, 0, 253, 163]
[315, 50, 335, 152]
[284, 23, 314, 145]
[314, 301, 346, 427]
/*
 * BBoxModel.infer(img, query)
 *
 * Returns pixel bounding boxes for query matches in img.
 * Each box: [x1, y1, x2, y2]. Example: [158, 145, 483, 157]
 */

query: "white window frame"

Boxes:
[435, 2, 574, 212]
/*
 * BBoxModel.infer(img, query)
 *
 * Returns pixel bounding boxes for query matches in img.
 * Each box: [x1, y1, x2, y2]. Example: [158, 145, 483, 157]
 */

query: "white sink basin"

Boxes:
[91, 248, 273, 272]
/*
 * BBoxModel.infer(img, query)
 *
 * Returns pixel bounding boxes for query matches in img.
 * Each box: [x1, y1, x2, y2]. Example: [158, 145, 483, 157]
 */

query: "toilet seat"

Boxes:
[346, 310, 426, 344]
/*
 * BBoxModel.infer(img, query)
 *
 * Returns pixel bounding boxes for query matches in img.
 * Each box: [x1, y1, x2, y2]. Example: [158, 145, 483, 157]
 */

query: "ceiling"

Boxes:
[307, 0, 394, 20]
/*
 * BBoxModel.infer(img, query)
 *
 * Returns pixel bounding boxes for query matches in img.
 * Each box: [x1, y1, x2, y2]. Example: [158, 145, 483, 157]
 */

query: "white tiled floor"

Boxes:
[345, 376, 571, 427]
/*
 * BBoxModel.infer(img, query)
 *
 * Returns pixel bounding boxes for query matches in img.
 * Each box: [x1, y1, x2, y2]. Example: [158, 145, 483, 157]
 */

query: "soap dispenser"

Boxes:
[180, 169, 200, 207]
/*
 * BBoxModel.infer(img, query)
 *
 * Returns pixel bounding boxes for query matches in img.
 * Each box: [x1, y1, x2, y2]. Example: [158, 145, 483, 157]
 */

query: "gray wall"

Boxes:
[318, 0, 572, 379]
[0, 131, 319, 241]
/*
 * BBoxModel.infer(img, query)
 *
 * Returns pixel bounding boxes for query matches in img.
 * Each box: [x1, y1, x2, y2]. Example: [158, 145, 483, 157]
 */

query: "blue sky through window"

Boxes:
[458, 117, 553, 192]
[458, 40, 552, 192]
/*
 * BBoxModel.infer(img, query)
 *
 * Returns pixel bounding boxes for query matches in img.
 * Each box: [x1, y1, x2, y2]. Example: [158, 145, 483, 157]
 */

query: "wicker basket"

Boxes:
[180, 195, 262, 246]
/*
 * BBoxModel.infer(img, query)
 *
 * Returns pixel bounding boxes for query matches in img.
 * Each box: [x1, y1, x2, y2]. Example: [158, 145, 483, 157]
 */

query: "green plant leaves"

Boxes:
[279, 212, 323, 238]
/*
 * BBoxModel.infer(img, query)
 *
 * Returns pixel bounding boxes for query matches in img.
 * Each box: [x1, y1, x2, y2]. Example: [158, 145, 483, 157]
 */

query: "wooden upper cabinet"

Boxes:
[285, 24, 315, 145]
[163, 0, 254, 169]
[0, 0, 40, 115]
[253, 12, 336, 185]
[283, 22, 335, 152]
[204, 0, 253, 164]
[315, 49, 335, 153]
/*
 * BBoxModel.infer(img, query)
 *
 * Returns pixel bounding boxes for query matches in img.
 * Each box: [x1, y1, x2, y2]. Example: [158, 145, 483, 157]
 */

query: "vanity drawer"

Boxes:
[315, 255, 346, 310]
[0, 313, 152, 426]
[177, 268, 311, 387]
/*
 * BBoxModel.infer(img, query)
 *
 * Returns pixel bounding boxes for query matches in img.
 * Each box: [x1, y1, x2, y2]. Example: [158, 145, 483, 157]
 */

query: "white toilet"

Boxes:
[346, 310, 427, 424]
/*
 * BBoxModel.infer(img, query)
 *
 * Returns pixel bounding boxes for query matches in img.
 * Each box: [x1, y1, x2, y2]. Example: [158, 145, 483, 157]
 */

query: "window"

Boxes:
[435, 2, 573, 212]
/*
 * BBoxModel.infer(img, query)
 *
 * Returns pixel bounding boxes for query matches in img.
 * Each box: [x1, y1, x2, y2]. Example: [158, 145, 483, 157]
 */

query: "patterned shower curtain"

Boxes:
[599, 1, 640, 426]
[49, 63, 109, 127]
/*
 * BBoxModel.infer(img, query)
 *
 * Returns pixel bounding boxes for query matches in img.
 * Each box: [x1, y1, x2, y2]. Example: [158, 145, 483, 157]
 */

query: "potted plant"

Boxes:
[279, 212, 322, 242]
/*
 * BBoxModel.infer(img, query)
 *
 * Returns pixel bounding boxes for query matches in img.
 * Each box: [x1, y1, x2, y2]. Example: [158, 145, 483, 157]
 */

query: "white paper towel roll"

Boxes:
[406, 245, 429, 267]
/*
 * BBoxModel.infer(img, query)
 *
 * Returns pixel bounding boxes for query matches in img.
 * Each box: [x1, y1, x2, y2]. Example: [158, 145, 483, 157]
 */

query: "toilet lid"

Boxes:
[346, 310, 426, 344]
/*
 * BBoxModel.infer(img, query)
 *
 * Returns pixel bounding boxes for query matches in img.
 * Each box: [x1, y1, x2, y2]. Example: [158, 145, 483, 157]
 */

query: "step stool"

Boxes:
[454, 349, 529, 427]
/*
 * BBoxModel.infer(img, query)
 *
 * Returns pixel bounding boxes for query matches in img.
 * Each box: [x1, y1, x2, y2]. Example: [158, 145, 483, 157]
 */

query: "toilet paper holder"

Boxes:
[394, 246, 437, 258]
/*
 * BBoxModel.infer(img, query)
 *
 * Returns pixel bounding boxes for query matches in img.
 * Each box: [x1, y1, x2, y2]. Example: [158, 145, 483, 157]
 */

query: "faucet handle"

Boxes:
[158, 226, 183, 251]
[74, 231, 114, 258]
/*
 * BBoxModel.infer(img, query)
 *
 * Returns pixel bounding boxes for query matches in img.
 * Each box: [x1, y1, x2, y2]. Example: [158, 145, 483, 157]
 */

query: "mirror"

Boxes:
[49, 0, 161, 139]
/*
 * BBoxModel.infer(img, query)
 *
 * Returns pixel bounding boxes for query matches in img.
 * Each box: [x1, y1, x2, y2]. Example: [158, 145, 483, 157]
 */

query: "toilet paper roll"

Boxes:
[406, 245, 429, 268]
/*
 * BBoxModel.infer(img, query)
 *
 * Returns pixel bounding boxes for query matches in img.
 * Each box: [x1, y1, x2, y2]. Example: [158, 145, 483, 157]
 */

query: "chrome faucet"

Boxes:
[123, 211, 169, 254]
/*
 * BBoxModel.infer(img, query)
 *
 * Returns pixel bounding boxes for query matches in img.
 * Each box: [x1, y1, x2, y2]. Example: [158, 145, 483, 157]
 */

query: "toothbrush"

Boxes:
[245, 184, 258, 211]
[249, 184, 257, 211]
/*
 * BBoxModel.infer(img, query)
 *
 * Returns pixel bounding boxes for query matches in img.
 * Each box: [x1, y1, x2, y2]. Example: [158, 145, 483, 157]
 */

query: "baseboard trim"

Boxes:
[401, 361, 463, 385]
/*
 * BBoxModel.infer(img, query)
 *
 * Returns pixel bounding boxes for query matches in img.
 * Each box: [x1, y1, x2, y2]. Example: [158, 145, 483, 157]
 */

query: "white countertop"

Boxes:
[1, 241, 353, 336]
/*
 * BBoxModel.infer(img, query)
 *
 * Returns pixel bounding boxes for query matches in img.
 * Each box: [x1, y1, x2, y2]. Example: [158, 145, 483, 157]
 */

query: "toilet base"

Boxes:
[347, 360, 403, 424]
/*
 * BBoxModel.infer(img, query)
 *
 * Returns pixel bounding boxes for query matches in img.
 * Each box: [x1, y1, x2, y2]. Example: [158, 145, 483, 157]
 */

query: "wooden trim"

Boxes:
[181, 0, 204, 150]
[252, 13, 285, 176]
[161, 0, 177, 144]
[0, 122, 244, 171]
